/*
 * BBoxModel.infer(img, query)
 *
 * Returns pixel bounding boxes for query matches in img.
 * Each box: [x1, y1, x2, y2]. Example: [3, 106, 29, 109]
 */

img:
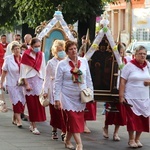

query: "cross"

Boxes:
[56, 4, 62, 11]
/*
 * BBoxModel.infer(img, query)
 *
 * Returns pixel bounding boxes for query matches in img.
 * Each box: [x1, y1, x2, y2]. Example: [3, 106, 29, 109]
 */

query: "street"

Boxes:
[0, 93, 149, 150]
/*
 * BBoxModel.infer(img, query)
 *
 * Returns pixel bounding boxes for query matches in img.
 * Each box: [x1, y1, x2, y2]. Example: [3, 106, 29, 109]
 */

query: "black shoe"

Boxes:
[21, 113, 25, 119]
[17, 124, 22, 128]
[61, 133, 66, 141]
[22, 117, 28, 121]
[51, 131, 58, 140]
[12, 121, 17, 125]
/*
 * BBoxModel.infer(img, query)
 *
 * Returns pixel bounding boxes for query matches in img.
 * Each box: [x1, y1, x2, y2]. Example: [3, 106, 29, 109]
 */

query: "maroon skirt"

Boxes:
[26, 95, 46, 122]
[105, 103, 127, 126]
[126, 104, 150, 132]
[49, 104, 66, 133]
[84, 102, 97, 121]
[13, 101, 24, 113]
[65, 110, 84, 133]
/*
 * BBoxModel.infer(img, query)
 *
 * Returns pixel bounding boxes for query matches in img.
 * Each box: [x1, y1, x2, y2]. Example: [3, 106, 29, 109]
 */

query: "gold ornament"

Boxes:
[113, 45, 118, 51]
[92, 43, 98, 49]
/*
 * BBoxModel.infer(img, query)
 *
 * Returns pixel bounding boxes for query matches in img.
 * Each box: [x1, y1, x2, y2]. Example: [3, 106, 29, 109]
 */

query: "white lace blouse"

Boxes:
[20, 52, 46, 96]
[43, 57, 60, 104]
[53, 56, 93, 112]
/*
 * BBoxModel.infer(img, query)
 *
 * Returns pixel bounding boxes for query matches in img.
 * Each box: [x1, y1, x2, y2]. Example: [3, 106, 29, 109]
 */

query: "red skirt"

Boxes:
[49, 104, 66, 133]
[26, 95, 46, 122]
[13, 101, 24, 113]
[84, 102, 97, 121]
[0, 58, 4, 75]
[105, 103, 127, 126]
[126, 104, 150, 132]
[65, 110, 84, 133]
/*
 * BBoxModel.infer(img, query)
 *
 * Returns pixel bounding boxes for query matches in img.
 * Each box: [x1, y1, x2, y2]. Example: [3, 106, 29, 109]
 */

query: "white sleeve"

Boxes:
[121, 63, 131, 80]
[20, 64, 26, 78]
[43, 61, 52, 93]
[40, 53, 46, 79]
[85, 59, 93, 90]
[2, 57, 8, 71]
[53, 62, 63, 101]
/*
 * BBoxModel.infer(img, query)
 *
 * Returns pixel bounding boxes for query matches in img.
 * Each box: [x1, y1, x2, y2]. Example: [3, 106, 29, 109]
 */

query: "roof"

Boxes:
[84, 11, 123, 69]
[37, 11, 75, 41]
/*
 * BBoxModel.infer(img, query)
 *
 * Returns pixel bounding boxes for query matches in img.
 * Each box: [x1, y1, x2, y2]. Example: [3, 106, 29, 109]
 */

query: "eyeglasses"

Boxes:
[137, 53, 147, 56]
[68, 48, 77, 50]
[13, 47, 20, 50]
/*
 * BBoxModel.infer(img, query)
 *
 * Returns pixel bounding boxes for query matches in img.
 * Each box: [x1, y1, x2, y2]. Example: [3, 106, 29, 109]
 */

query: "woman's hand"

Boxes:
[0, 83, 3, 89]
[119, 97, 126, 103]
[25, 83, 32, 92]
[0, 83, 5, 91]
[54, 100, 61, 109]
[43, 93, 48, 99]
[144, 80, 150, 86]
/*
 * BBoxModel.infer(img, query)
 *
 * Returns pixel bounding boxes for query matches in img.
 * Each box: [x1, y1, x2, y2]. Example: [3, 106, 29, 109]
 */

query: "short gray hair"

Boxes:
[11, 43, 21, 53]
[134, 45, 147, 55]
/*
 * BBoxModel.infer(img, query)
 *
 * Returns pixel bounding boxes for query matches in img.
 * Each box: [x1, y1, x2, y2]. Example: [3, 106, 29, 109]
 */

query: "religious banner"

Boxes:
[85, 11, 123, 69]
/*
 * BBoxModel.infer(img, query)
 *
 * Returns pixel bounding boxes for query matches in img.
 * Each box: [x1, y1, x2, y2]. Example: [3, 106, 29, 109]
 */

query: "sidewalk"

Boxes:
[0, 93, 150, 150]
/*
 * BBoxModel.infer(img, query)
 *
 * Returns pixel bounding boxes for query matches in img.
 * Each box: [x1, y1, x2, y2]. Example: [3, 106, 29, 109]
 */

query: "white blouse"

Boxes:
[20, 52, 46, 79]
[43, 57, 60, 104]
[121, 62, 150, 117]
[2, 54, 26, 105]
[53, 56, 93, 112]
[2, 55, 20, 86]
[117, 56, 132, 89]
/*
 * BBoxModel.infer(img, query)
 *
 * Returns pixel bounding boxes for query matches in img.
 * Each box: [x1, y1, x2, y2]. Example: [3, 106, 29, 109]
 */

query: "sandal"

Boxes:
[12, 121, 17, 125]
[61, 133, 66, 141]
[64, 138, 75, 150]
[84, 126, 91, 133]
[76, 144, 83, 150]
[32, 128, 40, 135]
[102, 127, 109, 138]
[52, 131, 58, 140]
[113, 134, 120, 141]
[128, 140, 138, 148]
[17, 124, 22, 128]
[29, 126, 33, 132]
[136, 140, 143, 147]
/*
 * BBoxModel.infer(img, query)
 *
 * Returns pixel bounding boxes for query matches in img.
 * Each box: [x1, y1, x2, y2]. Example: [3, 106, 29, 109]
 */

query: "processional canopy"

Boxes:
[84, 11, 123, 102]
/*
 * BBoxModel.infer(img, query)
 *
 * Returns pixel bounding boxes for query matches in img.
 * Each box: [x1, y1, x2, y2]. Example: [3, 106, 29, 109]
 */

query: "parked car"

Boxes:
[126, 41, 150, 61]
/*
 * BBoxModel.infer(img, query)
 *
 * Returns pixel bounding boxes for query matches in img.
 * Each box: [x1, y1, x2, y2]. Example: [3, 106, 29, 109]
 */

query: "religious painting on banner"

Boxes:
[84, 11, 122, 103]
[36, 10, 76, 63]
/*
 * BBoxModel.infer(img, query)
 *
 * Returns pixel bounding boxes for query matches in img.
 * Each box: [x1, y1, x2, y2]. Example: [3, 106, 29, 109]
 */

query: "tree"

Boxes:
[14, 0, 104, 44]
[0, 0, 20, 33]
[0, 0, 119, 43]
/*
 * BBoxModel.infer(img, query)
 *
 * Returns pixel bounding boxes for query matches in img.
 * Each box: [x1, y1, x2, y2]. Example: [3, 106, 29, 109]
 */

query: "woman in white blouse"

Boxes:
[119, 46, 150, 148]
[20, 38, 46, 135]
[54, 40, 93, 150]
[1, 43, 26, 128]
[43, 40, 66, 140]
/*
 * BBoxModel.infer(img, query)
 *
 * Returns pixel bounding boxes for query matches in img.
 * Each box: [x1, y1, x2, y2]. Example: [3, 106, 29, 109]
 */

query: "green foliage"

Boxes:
[0, 0, 124, 32]
[0, 0, 20, 32]
[14, 0, 57, 27]
[14, 0, 105, 28]
[62, 0, 104, 23]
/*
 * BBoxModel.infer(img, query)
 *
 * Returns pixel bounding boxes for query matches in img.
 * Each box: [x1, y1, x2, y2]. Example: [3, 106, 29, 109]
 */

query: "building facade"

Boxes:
[105, 0, 150, 45]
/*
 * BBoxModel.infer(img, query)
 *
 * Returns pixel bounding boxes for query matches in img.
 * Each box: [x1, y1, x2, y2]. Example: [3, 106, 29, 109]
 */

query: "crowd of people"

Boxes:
[0, 34, 150, 150]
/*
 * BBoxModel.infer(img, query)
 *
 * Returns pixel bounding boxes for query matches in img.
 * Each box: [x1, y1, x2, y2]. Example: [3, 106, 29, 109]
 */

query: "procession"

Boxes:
[0, 1, 150, 150]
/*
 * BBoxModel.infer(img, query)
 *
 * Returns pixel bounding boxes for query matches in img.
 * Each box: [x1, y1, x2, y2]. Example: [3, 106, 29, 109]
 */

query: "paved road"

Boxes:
[0, 93, 149, 150]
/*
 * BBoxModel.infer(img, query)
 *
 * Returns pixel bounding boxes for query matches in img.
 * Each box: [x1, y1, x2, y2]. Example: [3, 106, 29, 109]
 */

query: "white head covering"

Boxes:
[4, 41, 19, 58]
